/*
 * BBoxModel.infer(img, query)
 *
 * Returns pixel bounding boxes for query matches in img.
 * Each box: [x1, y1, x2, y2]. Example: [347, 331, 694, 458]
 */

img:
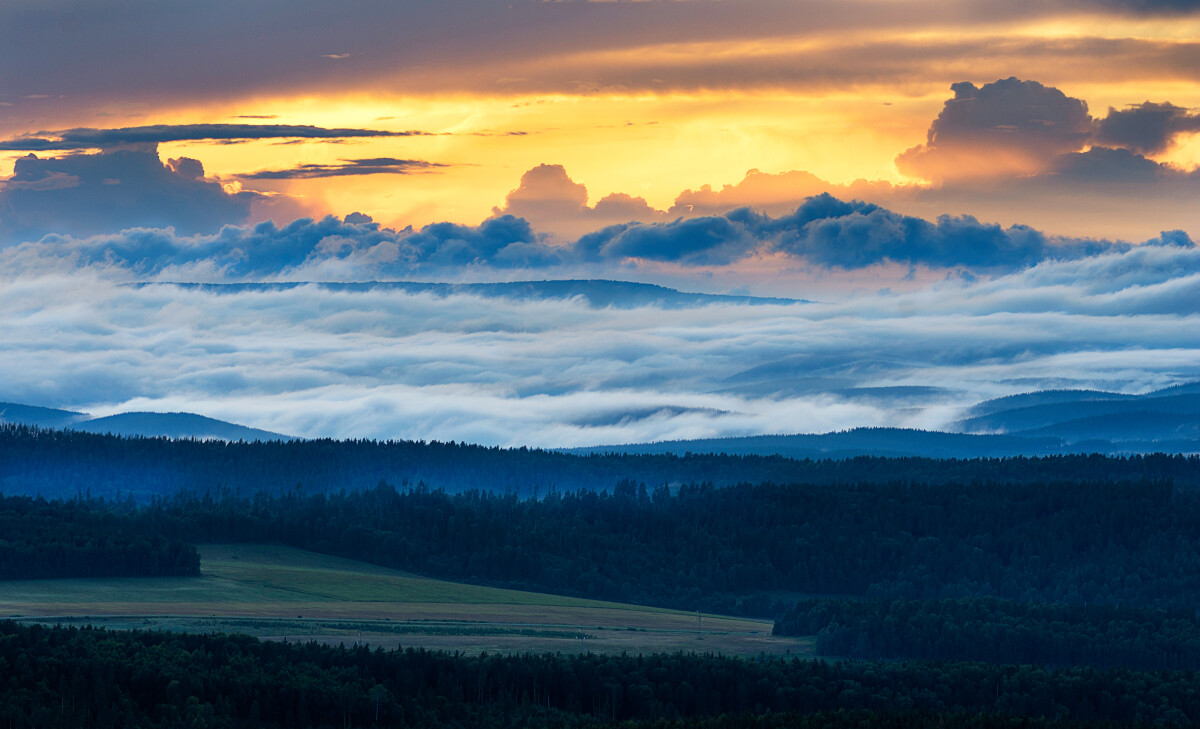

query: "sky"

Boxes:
[1, 0, 1198, 445]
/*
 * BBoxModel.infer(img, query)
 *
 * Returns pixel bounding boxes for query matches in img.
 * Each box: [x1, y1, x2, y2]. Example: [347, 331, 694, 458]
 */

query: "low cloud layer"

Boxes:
[1, 240, 1197, 446]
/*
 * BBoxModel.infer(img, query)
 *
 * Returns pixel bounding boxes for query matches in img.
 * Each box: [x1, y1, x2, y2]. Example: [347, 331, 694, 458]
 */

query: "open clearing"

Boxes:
[2, 544, 813, 657]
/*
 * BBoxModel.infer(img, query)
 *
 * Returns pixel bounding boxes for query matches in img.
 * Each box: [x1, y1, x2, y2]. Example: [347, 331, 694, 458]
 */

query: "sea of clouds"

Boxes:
[1, 227, 1197, 446]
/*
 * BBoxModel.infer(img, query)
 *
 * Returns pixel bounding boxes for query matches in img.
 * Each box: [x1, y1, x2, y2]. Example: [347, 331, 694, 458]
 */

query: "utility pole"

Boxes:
[697, 610, 702, 641]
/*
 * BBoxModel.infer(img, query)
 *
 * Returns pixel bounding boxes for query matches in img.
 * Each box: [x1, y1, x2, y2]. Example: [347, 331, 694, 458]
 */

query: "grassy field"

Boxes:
[2, 544, 813, 657]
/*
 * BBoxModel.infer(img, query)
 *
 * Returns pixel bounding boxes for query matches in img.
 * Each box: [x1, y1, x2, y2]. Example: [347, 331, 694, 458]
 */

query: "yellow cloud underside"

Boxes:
[138, 90, 934, 229]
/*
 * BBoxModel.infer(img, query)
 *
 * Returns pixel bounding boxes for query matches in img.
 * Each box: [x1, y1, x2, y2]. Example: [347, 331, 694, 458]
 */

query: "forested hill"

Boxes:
[3, 423, 1200, 500]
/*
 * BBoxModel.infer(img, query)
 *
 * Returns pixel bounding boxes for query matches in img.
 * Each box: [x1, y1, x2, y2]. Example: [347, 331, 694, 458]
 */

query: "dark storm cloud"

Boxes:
[239, 158, 447, 180]
[1094, 102, 1200, 155]
[0, 149, 254, 243]
[0, 124, 426, 152]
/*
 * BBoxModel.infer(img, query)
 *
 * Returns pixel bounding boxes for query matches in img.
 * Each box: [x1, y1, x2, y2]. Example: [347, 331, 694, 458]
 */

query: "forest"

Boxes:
[132, 477, 1200, 614]
[5, 620, 1200, 729]
[774, 597, 1200, 671]
[0, 494, 198, 579]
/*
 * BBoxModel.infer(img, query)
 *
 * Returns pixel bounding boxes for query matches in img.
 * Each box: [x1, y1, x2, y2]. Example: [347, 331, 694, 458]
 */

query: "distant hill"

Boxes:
[568, 427, 1072, 460]
[0, 402, 87, 429]
[572, 383, 1200, 459]
[961, 389, 1138, 419]
[141, 279, 808, 309]
[5, 380, 1199, 457]
[0, 403, 292, 442]
[74, 412, 293, 441]
[954, 385, 1200, 445]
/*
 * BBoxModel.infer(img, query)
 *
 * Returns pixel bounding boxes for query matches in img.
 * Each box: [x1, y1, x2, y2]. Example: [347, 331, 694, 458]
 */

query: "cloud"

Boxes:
[492, 164, 665, 238]
[896, 77, 1094, 182]
[0, 124, 428, 152]
[670, 169, 833, 217]
[0, 148, 255, 243]
[1094, 101, 1200, 155]
[769, 197, 1052, 270]
[399, 215, 563, 269]
[577, 212, 763, 267]
[1051, 146, 1169, 182]
[575, 194, 1127, 272]
[239, 158, 447, 180]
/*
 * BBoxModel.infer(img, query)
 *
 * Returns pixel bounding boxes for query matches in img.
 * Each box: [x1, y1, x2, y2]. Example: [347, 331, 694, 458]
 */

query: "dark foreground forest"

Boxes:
[5, 621, 1200, 729]
[6, 431, 1200, 726]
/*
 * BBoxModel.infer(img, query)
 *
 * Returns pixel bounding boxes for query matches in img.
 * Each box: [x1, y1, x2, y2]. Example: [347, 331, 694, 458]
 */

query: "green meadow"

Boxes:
[3, 544, 812, 657]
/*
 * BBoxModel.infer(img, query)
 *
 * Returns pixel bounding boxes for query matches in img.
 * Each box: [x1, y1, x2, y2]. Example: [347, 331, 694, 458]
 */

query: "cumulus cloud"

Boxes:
[0, 124, 428, 152]
[491, 164, 666, 238]
[896, 77, 1094, 182]
[0, 241, 1198, 446]
[0, 148, 256, 243]
[670, 169, 834, 217]
[239, 157, 447, 180]
[896, 79, 1200, 189]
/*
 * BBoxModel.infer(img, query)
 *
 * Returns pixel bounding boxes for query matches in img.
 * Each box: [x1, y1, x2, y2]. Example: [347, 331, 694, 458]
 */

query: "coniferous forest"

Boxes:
[5, 428, 1200, 726]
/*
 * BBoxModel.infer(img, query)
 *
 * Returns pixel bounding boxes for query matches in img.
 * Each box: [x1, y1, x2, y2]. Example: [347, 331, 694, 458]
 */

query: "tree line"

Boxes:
[3, 423, 1199, 501]
[774, 597, 1200, 671]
